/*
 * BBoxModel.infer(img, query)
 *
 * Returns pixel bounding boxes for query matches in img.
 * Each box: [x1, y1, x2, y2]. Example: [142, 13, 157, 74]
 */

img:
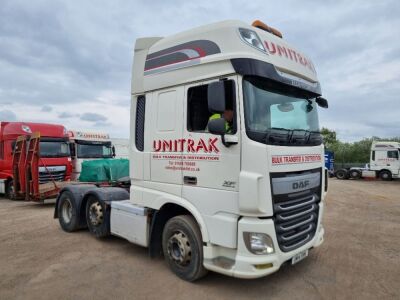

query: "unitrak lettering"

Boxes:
[264, 39, 316, 73]
[153, 138, 220, 153]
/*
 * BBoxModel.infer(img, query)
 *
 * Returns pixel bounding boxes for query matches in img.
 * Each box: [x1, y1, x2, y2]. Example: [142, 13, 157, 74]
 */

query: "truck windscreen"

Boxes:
[76, 142, 113, 159]
[40, 141, 70, 157]
[243, 76, 322, 146]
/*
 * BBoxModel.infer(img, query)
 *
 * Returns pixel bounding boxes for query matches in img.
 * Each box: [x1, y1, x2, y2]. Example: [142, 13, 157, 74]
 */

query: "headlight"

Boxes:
[238, 28, 266, 53]
[243, 232, 275, 255]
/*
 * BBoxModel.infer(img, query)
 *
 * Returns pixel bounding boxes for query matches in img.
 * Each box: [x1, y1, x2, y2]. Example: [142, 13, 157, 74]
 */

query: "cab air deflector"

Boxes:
[230, 58, 322, 96]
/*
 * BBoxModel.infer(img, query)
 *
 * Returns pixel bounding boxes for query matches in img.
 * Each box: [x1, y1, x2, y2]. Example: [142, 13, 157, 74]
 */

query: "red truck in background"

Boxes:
[0, 122, 72, 199]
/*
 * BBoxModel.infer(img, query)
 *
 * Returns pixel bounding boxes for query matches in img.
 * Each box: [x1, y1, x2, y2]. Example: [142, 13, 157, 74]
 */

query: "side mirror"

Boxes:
[208, 118, 238, 147]
[69, 143, 76, 158]
[208, 81, 226, 113]
[112, 146, 116, 158]
[316, 97, 329, 108]
[208, 118, 226, 135]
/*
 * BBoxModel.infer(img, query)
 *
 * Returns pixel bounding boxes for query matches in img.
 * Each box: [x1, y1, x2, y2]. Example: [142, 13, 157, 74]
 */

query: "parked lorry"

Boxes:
[336, 141, 400, 180]
[324, 150, 335, 177]
[55, 20, 329, 281]
[0, 122, 72, 199]
[68, 130, 114, 180]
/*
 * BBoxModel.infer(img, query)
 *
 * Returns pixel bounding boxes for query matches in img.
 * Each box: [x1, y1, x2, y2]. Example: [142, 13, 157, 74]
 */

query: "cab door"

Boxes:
[181, 76, 241, 191]
[149, 87, 184, 185]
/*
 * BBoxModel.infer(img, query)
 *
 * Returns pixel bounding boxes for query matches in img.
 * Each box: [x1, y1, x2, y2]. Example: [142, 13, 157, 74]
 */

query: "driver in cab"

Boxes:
[208, 109, 233, 134]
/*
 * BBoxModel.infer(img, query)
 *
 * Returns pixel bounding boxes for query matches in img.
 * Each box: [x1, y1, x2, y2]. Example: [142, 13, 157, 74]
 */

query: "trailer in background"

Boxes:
[0, 122, 72, 199]
[11, 133, 71, 201]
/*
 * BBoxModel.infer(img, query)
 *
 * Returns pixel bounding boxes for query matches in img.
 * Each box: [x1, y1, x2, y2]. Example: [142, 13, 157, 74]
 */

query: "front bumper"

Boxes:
[203, 202, 324, 279]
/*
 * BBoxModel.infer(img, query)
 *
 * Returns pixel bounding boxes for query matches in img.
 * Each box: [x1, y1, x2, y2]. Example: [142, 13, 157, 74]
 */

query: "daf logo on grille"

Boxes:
[292, 180, 310, 190]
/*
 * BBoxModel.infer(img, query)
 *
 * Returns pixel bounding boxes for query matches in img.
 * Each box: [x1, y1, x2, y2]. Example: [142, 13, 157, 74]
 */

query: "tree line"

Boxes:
[321, 128, 400, 164]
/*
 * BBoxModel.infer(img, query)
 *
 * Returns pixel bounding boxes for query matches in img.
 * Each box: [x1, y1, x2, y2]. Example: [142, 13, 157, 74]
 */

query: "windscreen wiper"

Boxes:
[265, 127, 292, 145]
[265, 128, 322, 146]
[290, 129, 322, 145]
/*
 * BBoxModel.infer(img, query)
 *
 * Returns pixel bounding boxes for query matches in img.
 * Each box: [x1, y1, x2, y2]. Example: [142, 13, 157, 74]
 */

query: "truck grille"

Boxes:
[271, 168, 321, 252]
[38, 166, 66, 184]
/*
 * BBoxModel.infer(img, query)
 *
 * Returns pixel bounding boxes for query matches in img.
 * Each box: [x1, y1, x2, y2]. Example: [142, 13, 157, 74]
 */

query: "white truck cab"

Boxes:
[342, 141, 400, 181]
[370, 141, 400, 179]
[68, 130, 114, 180]
[56, 20, 329, 281]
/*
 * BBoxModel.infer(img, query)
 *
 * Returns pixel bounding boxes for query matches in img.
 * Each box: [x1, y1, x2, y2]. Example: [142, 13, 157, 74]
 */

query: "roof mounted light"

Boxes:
[238, 28, 266, 53]
[252, 20, 283, 39]
[21, 125, 32, 133]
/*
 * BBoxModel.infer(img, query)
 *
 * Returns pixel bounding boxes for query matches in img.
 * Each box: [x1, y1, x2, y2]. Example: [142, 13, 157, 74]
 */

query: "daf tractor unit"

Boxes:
[68, 130, 115, 180]
[54, 20, 329, 281]
[0, 122, 72, 198]
[336, 141, 400, 180]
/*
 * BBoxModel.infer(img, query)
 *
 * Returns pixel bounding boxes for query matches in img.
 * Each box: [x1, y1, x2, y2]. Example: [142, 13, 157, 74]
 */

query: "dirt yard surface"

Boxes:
[0, 179, 399, 300]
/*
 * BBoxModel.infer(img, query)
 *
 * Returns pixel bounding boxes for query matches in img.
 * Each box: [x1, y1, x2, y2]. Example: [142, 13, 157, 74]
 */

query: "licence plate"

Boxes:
[291, 249, 308, 265]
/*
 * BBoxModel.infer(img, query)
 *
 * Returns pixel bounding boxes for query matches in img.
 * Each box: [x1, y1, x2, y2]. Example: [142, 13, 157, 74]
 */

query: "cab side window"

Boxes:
[187, 80, 236, 134]
[135, 95, 145, 151]
[387, 150, 399, 159]
[187, 84, 209, 132]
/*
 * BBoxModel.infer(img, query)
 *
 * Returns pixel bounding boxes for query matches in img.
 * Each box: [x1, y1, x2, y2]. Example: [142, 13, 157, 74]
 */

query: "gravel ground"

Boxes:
[0, 178, 399, 300]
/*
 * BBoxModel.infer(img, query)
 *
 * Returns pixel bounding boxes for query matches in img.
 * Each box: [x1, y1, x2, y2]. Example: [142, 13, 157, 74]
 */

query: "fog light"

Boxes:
[243, 232, 275, 255]
[238, 28, 266, 53]
[254, 263, 273, 270]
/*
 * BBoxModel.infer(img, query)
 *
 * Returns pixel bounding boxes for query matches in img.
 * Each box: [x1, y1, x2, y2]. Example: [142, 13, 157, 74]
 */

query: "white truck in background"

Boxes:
[336, 141, 400, 180]
[55, 20, 329, 281]
[111, 138, 130, 159]
[68, 130, 115, 180]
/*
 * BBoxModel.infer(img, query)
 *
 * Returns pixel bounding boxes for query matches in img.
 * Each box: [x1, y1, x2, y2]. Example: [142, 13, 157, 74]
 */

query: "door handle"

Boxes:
[184, 176, 197, 185]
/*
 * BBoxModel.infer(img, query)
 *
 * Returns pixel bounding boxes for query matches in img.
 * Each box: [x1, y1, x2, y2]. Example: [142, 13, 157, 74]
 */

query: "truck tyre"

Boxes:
[5, 180, 15, 200]
[335, 169, 348, 180]
[379, 170, 392, 181]
[349, 169, 361, 180]
[86, 196, 110, 238]
[162, 215, 208, 282]
[58, 191, 80, 232]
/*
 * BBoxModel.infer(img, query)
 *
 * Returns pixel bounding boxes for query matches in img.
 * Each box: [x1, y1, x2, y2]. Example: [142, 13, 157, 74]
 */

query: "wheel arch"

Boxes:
[54, 184, 97, 219]
[379, 169, 392, 175]
[378, 169, 392, 179]
[79, 187, 130, 224]
[148, 199, 209, 258]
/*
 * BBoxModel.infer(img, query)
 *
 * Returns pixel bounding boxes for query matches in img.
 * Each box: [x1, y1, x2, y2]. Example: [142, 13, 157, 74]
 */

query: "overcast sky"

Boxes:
[0, 0, 399, 141]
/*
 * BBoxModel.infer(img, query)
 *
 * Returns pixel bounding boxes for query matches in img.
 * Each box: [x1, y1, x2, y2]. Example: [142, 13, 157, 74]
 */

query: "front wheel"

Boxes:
[162, 215, 208, 282]
[5, 180, 15, 200]
[379, 170, 392, 181]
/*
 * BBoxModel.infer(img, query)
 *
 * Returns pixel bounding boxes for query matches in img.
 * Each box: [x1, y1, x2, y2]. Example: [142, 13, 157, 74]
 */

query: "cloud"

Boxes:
[0, 0, 399, 140]
[0, 109, 17, 121]
[58, 112, 76, 119]
[41, 105, 52, 112]
[80, 112, 107, 123]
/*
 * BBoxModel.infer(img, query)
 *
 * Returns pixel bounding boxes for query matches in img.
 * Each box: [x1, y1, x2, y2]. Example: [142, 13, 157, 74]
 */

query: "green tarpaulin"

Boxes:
[78, 159, 129, 182]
